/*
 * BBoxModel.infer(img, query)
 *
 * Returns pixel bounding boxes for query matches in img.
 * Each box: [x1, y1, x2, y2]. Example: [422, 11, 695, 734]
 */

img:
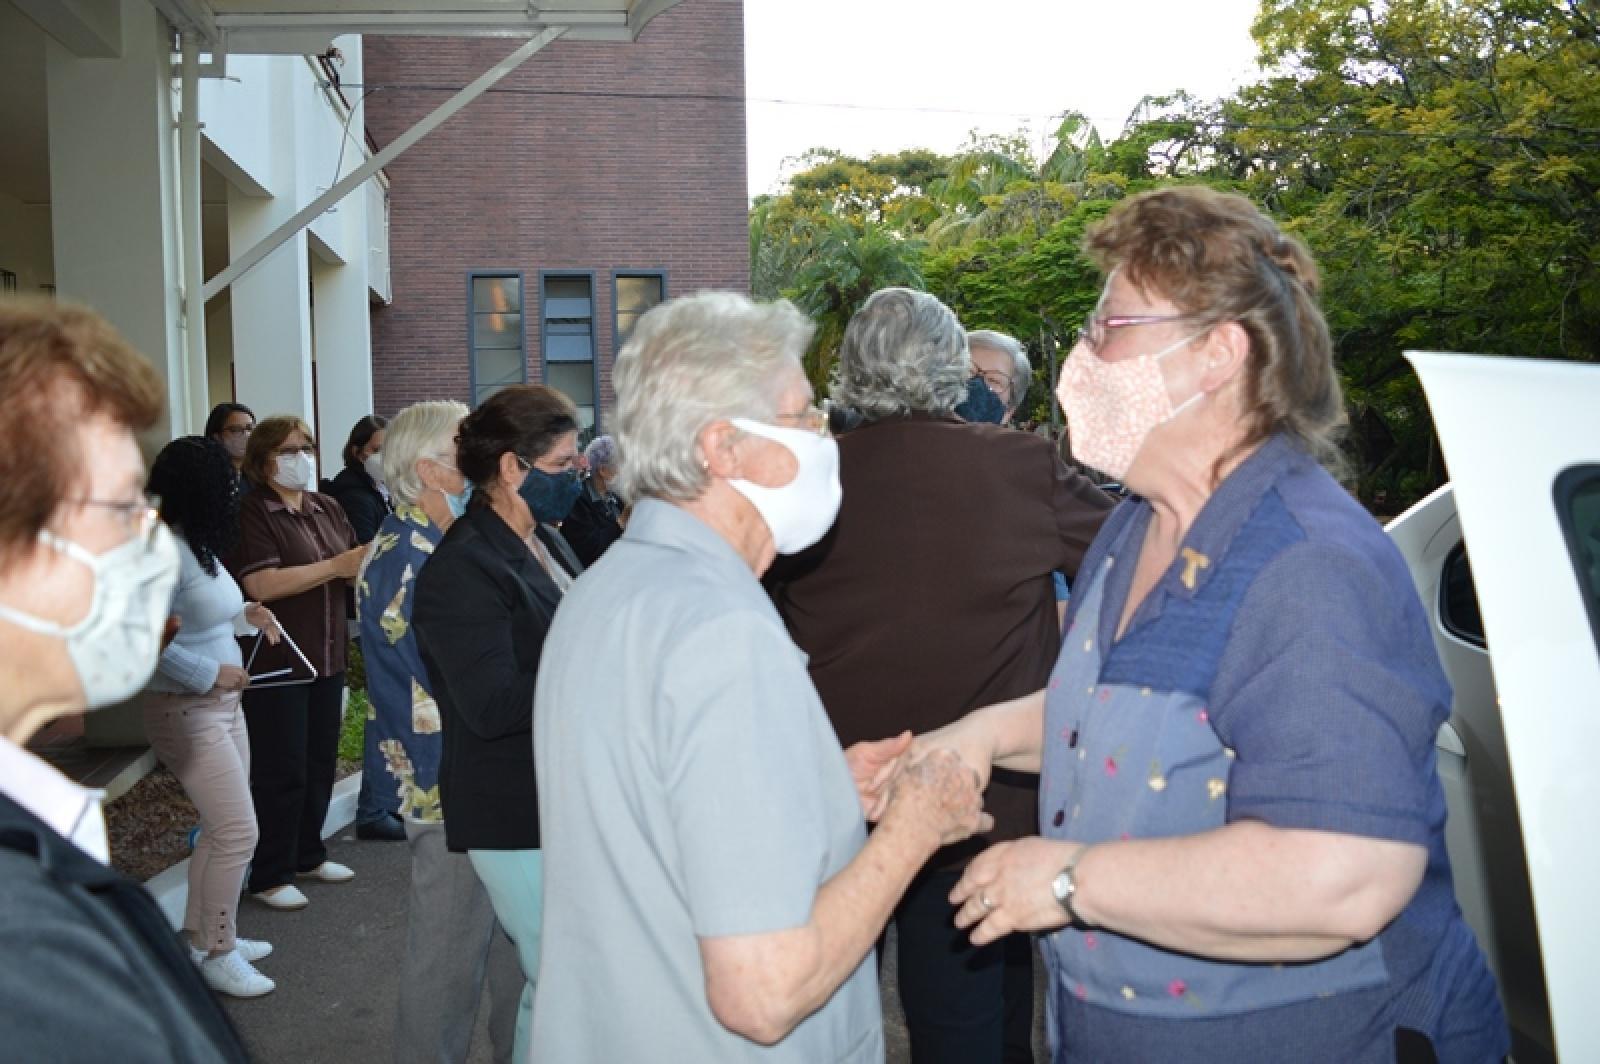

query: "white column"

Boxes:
[313, 256, 376, 467]
[229, 191, 314, 426]
[45, 0, 187, 446]
[227, 60, 315, 429]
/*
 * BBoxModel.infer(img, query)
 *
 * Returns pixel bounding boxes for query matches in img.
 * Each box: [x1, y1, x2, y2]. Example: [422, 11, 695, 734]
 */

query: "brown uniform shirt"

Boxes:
[767, 414, 1114, 863]
[227, 488, 356, 679]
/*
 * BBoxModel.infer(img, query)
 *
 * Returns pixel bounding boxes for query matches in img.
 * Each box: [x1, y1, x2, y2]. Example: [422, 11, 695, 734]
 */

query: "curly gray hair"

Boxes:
[614, 291, 814, 502]
[830, 288, 969, 419]
[583, 434, 617, 473]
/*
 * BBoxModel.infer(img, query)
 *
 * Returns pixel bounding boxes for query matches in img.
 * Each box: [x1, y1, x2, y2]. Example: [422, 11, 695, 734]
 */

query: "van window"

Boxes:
[1555, 465, 1600, 659]
[1440, 544, 1486, 649]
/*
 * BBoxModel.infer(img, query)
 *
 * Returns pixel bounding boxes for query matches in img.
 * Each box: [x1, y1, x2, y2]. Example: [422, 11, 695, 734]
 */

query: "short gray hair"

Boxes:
[831, 288, 968, 419]
[583, 434, 617, 473]
[614, 291, 814, 502]
[967, 329, 1031, 408]
[382, 400, 468, 507]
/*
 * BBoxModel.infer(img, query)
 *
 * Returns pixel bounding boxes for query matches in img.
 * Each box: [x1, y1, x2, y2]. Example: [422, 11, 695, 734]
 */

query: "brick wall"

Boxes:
[363, 0, 749, 422]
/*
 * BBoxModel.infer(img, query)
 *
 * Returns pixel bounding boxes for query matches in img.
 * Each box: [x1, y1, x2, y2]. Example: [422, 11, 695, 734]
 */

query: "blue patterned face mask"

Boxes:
[519, 467, 583, 524]
[955, 374, 1007, 424]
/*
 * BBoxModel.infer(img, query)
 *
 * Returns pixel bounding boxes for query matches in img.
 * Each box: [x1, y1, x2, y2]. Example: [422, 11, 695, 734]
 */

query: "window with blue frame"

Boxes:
[542, 273, 597, 438]
[469, 273, 525, 407]
[614, 271, 666, 352]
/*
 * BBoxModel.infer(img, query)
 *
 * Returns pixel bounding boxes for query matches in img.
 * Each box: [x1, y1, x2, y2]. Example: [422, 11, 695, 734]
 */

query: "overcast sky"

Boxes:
[743, 0, 1267, 199]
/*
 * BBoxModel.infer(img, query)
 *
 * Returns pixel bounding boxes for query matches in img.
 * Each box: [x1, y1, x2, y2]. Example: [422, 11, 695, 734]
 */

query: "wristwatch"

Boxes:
[1051, 846, 1089, 925]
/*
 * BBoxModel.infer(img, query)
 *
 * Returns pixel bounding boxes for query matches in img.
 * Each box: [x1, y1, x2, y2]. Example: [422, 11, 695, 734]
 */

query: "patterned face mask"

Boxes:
[1055, 332, 1207, 480]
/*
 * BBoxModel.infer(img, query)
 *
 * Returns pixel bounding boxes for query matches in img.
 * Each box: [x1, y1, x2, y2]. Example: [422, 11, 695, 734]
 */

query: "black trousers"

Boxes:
[241, 673, 344, 892]
[895, 865, 1036, 1064]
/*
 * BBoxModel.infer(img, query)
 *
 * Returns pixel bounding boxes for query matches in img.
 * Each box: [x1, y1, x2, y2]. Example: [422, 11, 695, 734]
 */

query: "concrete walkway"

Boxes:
[152, 776, 1045, 1062]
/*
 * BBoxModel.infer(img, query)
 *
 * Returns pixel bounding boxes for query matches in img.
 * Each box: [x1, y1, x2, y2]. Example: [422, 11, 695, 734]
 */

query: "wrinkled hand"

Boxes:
[950, 837, 1082, 947]
[910, 716, 997, 796]
[882, 748, 994, 849]
[843, 731, 913, 821]
[332, 545, 367, 581]
[244, 602, 282, 645]
[213, 664, 251, 693]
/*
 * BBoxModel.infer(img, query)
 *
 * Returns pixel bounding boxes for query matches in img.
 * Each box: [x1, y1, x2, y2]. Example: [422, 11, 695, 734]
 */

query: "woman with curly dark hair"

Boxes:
[142, 436, 285, 998]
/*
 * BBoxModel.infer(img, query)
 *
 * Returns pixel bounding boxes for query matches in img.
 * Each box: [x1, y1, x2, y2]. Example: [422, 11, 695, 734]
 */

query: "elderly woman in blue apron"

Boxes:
[873, 186, 1508, 1063]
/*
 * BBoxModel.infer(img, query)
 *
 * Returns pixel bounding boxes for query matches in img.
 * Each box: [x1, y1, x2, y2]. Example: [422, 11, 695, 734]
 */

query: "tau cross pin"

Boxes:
[1179, 547, 1211, 590]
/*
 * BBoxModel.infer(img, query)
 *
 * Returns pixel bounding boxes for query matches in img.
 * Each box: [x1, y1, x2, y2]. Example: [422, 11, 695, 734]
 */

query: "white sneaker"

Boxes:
[251, 885, 309, 910]
[199, 949, 276, 999]
[296, 860, 355, 883]
[188, 937, 272, 965]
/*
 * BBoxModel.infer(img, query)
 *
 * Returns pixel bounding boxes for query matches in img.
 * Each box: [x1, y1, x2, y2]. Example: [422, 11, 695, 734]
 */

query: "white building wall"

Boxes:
[200, 40, 384, 469]
[46, 0, 186, 448]
[0, 189, 54, 294]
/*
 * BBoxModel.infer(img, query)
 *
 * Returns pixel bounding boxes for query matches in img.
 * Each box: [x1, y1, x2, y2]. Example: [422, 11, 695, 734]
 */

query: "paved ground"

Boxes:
[223, 828, 1045, 1062]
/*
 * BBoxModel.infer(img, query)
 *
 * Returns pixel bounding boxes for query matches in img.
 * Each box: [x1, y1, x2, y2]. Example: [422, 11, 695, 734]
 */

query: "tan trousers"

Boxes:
[142, 689, 257, 953]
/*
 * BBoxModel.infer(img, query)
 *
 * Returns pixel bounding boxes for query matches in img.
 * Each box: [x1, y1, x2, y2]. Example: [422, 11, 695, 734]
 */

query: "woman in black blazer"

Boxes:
[325, 415, 392, 546]
[411, 385, 583, 1062]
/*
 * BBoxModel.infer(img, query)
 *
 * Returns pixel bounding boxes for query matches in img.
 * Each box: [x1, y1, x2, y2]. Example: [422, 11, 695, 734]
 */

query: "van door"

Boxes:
[1408, 351, 1600, 1062]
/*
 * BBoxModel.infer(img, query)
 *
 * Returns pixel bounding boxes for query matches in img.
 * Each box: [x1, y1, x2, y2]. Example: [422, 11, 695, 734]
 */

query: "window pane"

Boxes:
[1556, 465, 1600, 659]
[473, 275, 521, 314]
[616, 274, 663, 314]
[473, 345, 524, 390]
[545, 275, 592, 305]
[546, 330, 593, 363]
[1439, 544, 1485, 648]
[548, 361, 596, 408]
[616, 273, 665, 348]
[474, 312, 522, 349]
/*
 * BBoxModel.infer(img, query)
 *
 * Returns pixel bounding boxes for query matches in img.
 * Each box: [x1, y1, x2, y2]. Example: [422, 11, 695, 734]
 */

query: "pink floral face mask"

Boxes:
[1055, 332, 1206, 480]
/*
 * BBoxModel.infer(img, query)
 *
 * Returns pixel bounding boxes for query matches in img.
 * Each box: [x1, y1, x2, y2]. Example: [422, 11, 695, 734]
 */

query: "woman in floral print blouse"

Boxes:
[863, 187, 1508, 1063]
[356, 400, 519, 1063]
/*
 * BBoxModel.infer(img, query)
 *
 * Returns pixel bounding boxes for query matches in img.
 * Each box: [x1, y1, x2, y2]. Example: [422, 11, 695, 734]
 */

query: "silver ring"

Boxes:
[980, 892, 996, 913]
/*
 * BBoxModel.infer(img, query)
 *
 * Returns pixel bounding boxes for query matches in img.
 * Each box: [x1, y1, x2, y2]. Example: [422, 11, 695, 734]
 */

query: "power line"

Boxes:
[330, 81, 1600, 149]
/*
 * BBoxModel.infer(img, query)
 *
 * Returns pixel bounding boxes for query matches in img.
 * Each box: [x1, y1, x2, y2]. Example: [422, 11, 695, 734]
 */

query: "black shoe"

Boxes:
[355, 814, 406, 842]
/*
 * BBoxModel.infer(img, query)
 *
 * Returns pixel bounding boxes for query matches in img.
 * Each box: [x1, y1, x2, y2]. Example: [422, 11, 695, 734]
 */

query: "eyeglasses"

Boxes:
[222, 425, 253, 438]
[774, 405, 831, 437]
[66, 492, 163, 548]
[974, 369, 1015, 397]
[1074, 313, 1206, 354]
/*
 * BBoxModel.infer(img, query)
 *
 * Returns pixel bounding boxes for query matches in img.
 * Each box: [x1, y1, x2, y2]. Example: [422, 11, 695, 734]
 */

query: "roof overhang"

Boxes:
[150, 0, 682, 54]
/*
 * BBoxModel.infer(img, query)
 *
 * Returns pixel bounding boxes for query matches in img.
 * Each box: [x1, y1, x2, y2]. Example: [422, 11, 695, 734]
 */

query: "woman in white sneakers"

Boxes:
[144, 436, 282, 997]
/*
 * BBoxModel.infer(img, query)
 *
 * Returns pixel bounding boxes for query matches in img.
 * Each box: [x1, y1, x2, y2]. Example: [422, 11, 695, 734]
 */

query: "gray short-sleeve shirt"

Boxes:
[530, 500, 883, 1063]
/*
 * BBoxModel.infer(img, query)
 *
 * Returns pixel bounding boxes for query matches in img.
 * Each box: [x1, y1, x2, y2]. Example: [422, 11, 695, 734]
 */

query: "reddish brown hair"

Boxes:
[0, 297, 163, 560]
[1084, 185, 1347, 475]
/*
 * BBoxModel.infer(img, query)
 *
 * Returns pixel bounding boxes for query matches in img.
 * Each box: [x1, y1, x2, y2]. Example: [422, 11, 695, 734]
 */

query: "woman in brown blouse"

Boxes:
[229, 416, 366, 911]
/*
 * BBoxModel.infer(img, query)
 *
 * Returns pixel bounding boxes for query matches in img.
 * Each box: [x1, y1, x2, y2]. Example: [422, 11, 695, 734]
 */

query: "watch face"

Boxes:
[1053, 870, 1073, 904]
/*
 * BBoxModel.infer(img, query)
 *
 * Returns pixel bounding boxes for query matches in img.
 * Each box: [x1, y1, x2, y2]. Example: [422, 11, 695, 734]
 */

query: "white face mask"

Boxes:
[274, 451, 318, 493]
[0, 523, 181, 710]
[727, 418, 842, 555]
[362, 451, 386, 487]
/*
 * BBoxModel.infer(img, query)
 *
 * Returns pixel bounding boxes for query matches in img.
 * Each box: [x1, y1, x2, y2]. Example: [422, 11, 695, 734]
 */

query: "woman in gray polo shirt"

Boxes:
[531, 291, 991, 1062]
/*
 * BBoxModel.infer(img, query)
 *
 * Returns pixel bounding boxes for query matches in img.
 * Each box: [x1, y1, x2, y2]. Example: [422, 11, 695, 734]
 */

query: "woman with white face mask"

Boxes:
[873, 187, 1507, 1062]
[327, 414, 394, 549]
[0, 297, 248, 1061]
[527, 291, 992, 1062]
[231, 416, 367, 911]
